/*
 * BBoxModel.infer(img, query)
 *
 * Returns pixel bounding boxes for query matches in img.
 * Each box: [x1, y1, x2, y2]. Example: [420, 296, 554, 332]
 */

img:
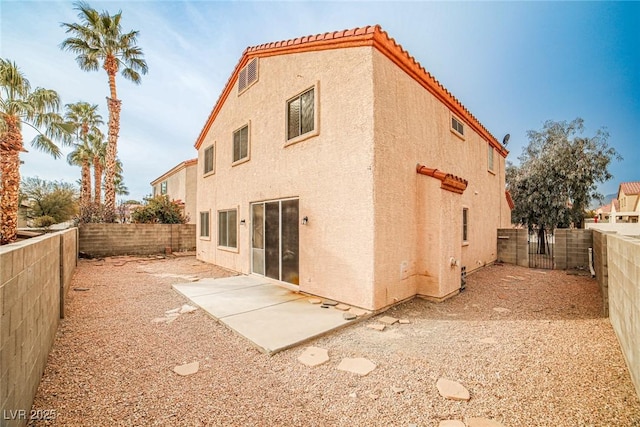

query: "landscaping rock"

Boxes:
[322, 300, 338, 306]
[335, 303, 350, 311]
[367, 324, 386, 331]
[399, 319, 411, 324]
[297, 346, 329, 367]
[179, 304, 197, 314]
[343, 312, 357, 320]
[337, 358, 376, 376]
[378, 315, 399, 325]
[436, 378, 470, 401]
[308, 298, 322, 304]
[173, 361, 199, 376]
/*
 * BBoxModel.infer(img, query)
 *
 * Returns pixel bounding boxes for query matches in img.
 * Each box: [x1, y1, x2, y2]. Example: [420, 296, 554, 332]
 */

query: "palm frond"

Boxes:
[29, 134, 62, 158]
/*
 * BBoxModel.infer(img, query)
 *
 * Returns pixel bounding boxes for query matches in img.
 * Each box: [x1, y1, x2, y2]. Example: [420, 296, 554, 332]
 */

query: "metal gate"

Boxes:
[528, 227, 555, 269]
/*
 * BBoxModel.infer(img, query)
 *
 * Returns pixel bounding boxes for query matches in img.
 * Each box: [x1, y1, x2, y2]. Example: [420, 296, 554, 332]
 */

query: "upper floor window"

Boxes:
[462, 208, 469, 243]
[451, 116, 465, 138]
[238, 58, 258, 93]
[204, 144, 214, 175]
[233, 125, 249, 164]
[488, 145, 495, 172]
[287, 88, 315, 140]
[160, 181, 167, 195]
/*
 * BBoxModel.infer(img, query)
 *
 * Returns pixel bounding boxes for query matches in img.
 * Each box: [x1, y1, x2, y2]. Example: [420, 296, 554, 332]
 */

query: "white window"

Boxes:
[160, 181, 167, 195]
[218, 209, 237, 248]
[488, 145, 495, 172]
[238, 58, 258, 93]
[200, 211, 210, 238]
[204, 145, 214, 174]
[451, 116, 464, 137]
[287, 87, 315, 140]
[462, 208, 469, 243]
[233, 125, 249, 163]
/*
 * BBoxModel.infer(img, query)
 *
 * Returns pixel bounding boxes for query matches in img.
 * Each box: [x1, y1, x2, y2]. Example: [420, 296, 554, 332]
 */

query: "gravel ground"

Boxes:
[29, 256, 640, 427]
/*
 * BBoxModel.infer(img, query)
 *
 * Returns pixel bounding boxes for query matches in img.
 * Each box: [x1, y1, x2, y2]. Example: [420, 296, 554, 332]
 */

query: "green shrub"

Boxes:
[131, 195, 187, 224]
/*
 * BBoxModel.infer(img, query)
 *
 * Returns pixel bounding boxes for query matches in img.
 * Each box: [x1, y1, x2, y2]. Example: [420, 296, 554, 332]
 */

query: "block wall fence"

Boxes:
[0, 229, 78, 426]
[78, 224, 196, 257]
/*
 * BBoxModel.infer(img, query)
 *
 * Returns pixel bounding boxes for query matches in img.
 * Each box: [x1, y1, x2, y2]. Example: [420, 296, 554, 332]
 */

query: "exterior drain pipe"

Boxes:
[588, 247, 595, 278]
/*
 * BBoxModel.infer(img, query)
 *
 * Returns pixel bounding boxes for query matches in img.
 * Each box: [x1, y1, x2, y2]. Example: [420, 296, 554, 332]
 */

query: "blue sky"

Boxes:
[2, 1, 638, 203]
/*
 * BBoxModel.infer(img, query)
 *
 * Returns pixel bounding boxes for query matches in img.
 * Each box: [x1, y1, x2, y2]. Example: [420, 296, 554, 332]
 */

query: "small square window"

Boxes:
[462, 208, 469, 242]
[204, 145, 214, 174]
[451, 116, 464, 137]
[233, 125, 249, 163]
[200, 211, 210, 238]
[218, 209, 237, 248]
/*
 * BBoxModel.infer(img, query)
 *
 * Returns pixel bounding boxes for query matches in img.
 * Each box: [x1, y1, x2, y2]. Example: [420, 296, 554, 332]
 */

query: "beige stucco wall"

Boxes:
[196, 47, 377, 309]
[152, 163, 197, 224]
[606, 233, 640, 400]
[370, 49, 511, 306]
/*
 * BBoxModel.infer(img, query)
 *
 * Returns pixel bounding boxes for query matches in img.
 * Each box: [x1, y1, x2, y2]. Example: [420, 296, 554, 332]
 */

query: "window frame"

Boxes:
[238, 57, 259, 95]
[232, 123, 250, 166]
[199, 211, 210, 240]
[451, 114, 465, 140]
[462, 207, 469, 245]
[160, 181, 167, 195]
[217, 209, 238, 249]
[203, 144, 215, 176]
[487, 144, 495, 174]
[285, 83, 320, 147]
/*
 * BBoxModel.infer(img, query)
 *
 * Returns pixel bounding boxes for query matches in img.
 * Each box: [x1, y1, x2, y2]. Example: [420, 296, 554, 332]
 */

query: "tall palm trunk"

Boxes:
[103, 59, 120, 222]
[80, 159, 91, 215]
[93, 155, 103, 206]
[0, 116, 23, 244]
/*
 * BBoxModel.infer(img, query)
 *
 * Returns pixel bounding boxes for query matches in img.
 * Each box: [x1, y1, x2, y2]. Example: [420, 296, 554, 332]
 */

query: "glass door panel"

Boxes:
[251, 204, 265, 275]
[265, 202, 281, 280]
[281, 199, 299, 285]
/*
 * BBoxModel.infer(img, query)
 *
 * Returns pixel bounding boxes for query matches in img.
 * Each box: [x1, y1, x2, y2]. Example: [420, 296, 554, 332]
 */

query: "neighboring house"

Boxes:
[616, 182, 640, 223]
[595, 199, 619, 223]
[193, 25, 512, 310]
[150, 159, 197, 224]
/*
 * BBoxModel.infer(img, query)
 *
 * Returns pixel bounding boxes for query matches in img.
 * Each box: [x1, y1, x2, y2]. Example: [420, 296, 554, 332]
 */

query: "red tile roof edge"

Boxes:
[619, 181, 640, 196]
[505, 190, 515, 210]
[194, 25, 507, 159]
[416, 164, 468, 195]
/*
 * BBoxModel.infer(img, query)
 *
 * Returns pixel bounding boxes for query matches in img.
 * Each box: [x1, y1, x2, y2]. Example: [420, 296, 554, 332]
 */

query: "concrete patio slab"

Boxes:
[173, 275, 357, 354]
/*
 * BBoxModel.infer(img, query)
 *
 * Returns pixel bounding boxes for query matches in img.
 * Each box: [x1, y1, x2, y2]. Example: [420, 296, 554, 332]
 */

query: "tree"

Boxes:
[0, 58, 70, 244]
[131, 195, 188, 224]
[507, 118, 621, 234]
[89, 131, 106, 206]
[64, 101, 103, 217]
[20, 177, 78, 225]
[61, 1, 148, 222]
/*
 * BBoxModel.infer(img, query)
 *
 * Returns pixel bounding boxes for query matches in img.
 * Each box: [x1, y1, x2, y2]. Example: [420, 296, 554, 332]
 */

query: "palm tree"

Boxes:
[0, 58, 69, 244]
[61, 1, 147, 222]
[64, 101, 103, 215]
[114, 157, 129, 196]
[88, 131, 107, 207]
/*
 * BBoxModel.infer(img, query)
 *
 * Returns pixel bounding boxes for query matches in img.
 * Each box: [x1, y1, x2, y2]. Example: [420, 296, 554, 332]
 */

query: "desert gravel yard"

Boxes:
[29, 256, 640, 426]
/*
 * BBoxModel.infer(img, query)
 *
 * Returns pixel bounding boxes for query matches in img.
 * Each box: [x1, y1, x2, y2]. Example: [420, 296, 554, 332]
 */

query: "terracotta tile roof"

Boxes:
[505, 190, 515, 210]
[620, 181, 640, 196]
[194, 25, 507, 158]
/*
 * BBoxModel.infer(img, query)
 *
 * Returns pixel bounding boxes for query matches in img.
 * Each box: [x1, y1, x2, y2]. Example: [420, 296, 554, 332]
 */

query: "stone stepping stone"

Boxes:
[322, 300, 338, 306]
[493, 307, 511, 314]
[440, 421, 465, 427]
[349, 307, 368, 316]
[297, 346, 329, 367]
[436, 378, 470, 401]
[343, 312, 357, 321]
[391, 386, 405, 393]
[173, 361, 199, 376]
[399, 319, 411, 324]
[335, 303, 351, 311]
[378, 316, 399, 325]
[165, 308, 180, 314]
[337, 358, 376, 376]
[367, 324, 386, 331]
[308, 298, 322, 304]
[467, 418, 505, 427]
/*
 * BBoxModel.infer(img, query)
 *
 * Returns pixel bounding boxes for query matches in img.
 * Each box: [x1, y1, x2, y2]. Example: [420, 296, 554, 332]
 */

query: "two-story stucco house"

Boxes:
[150, 158, 197, 224]
[194, 25, 511, 311]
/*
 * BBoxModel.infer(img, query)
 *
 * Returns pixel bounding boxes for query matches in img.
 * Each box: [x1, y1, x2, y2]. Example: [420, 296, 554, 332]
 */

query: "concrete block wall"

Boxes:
[59, 229, 78, 319]
[606, 233, 640, 401]
[592, 230, 611, 316]
[496, 229, 528, 267]
[78, 224, 196, 257]
[0, 230, 78, 426]
[555, 229, 593, 270]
